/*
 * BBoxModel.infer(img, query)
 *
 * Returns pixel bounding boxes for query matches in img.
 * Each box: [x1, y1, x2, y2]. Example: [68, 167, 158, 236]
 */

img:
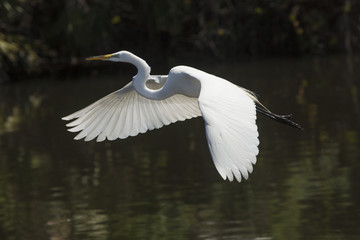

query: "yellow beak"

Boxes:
[86, 54, 112, 61]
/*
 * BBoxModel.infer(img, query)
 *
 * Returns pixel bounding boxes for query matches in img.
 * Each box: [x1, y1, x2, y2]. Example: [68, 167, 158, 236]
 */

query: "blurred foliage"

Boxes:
[0, 0, 360, 81]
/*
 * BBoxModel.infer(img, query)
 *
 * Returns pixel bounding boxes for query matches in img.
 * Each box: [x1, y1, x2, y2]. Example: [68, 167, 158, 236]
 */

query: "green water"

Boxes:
[1, 56, 359, 240]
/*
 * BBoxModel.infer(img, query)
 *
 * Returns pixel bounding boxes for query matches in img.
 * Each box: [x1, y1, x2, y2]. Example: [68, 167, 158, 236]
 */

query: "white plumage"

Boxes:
[198, 79, 258, 182]
[63, 51, 301, 182]
[63, 83, 201, 142]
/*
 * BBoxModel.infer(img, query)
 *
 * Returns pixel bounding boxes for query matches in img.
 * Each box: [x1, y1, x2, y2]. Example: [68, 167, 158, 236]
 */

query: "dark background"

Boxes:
[1, 0, 359, 82]
[1, 1, 360, 239]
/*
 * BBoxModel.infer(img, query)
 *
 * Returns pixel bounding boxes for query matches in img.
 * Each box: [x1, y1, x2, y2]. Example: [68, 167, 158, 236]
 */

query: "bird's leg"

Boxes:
[256, 106, 302, 130]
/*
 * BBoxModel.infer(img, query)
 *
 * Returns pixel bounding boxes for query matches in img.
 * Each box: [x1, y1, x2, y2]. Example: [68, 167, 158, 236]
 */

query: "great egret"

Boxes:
[62, 51, 301, 182]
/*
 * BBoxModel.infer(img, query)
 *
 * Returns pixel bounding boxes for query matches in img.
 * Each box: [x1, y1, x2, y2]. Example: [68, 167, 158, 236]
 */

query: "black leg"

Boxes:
[256, 106, 303, 130]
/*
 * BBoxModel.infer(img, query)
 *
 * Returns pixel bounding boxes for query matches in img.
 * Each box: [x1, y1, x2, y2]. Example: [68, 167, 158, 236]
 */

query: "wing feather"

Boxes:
[198, 79, 259, 182]
[63, 66, 259, 182]
[62, 82, 201, 141]
[115, 92, 131, 139]
[103, 93, 124, 140]
[84, 97, 118, 141]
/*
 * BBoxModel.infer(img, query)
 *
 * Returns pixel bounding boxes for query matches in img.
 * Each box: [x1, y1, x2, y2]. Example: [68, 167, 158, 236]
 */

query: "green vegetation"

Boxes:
[1, 0, 359, 81]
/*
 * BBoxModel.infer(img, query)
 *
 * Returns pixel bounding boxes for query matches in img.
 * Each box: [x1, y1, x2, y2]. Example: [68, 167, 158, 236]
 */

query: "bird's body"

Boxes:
[63, 51, 301, 182]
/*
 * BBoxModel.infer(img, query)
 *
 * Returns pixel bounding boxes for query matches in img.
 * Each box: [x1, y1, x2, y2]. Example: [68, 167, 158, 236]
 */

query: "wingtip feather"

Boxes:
[62, 115, 72, 121]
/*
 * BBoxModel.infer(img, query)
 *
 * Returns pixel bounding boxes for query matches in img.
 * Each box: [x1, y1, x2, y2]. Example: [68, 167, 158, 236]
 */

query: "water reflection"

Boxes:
[0, 56, 360, 240]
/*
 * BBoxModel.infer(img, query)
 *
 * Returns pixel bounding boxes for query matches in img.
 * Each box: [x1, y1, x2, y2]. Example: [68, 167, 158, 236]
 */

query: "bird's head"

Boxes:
[86, 50, 134, 62]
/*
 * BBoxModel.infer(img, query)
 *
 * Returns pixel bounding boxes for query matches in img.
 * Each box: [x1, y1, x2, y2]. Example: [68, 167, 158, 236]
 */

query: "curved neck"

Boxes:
[126, 54, 171, 100]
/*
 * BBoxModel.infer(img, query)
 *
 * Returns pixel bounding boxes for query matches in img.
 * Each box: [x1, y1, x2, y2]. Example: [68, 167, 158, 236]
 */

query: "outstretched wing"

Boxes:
[62, 82, 201, 142]
[198, 79, 259, 182]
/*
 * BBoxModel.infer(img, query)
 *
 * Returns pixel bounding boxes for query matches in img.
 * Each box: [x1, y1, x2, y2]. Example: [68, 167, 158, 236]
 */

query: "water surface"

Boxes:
[1, 56, 359, 240]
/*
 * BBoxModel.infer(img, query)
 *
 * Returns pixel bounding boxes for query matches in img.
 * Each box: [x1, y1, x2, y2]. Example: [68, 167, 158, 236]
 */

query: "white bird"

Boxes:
[62, 51, 301, 182]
